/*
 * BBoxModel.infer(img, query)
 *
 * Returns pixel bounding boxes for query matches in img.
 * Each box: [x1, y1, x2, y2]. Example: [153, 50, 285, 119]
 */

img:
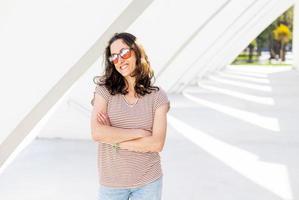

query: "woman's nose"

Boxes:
[118, 56, 125, 64]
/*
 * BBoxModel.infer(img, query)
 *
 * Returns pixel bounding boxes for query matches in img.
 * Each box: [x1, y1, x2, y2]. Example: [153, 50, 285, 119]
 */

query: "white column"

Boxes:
[293, 2, 299, 70]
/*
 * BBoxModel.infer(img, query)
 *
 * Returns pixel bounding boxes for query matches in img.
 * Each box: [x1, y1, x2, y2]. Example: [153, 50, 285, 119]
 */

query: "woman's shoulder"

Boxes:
[152, 86, 167, 96]
[95, 84, 109, 93]
[144, 86, 168, 101]
[151, 86, 170, 112]
[94, 84, 111, 102]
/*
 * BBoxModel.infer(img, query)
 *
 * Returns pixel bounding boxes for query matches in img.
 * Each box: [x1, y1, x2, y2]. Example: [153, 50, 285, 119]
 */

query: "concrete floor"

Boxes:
[1, 65, 299, 200]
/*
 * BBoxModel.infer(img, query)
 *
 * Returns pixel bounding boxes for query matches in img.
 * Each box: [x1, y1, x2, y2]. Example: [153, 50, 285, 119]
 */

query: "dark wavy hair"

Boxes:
[91, 32, 159, 105]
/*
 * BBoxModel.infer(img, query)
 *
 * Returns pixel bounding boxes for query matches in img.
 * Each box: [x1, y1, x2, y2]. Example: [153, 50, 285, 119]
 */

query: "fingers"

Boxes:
[97, 113, 105, 125]
[145, 130, 152, 136]
[101, 113, 110, 125]
[139, 129, 151, 137]
[97, 112, 111, 125]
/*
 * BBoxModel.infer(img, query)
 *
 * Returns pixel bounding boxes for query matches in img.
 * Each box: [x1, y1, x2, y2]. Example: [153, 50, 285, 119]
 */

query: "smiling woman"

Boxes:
[90, 32, 170, 200]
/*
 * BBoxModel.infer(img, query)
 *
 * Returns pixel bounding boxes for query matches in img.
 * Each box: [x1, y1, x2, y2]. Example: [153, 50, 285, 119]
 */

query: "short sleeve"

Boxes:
[95, 85, 111, 101]
[153, 88, 170, 113]
[91, 84, 110, 106]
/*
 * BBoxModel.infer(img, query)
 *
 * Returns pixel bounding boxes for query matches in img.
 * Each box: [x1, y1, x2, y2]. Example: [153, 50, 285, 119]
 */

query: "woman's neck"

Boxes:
[125, 77, 136, 95]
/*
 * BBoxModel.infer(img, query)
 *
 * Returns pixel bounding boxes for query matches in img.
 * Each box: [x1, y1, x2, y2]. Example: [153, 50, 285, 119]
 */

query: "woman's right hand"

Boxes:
[139, 129, 152, 137]
[97, 112, 111, 126]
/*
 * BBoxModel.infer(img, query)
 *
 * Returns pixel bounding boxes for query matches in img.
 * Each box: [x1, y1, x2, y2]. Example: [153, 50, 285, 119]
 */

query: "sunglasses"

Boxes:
[109, 48, 132, 64]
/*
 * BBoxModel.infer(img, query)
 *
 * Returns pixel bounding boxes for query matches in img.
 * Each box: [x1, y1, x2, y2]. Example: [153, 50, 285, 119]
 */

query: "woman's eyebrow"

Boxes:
[111, 47, 127, 54]
[110, 51, 118, 54]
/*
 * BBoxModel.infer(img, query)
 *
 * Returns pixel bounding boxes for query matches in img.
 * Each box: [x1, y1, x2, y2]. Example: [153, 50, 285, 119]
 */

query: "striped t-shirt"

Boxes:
[93, 84, 170, 188]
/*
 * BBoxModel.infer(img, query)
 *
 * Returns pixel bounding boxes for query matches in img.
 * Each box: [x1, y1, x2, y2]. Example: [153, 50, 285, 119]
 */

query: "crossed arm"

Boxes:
[90, 93, 169, 153]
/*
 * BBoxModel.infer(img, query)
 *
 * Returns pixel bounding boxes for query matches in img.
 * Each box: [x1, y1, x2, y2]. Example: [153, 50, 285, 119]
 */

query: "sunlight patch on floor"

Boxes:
[168, 114, 292, 200]
[208, 76, 272, 92]
[197, 82, 275, 105]
[183, 92, 280, 132]
[216, 72, 271, 84]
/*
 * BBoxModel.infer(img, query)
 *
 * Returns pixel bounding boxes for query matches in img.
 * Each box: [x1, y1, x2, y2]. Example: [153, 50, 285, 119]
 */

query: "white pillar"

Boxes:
[293, 2, 299, 70]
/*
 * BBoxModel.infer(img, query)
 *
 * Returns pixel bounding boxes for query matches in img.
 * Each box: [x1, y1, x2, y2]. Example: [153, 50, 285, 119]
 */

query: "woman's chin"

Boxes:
[120, 72, 128, 77]
[121, 71, 133, 77]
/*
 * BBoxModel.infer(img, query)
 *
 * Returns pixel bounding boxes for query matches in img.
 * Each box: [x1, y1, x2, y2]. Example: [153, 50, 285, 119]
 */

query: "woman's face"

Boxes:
[110, 39, 137, 78]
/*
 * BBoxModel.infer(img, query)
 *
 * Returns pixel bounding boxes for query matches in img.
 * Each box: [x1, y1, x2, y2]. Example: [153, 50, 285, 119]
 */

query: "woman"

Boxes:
[90, 32, 170, 200]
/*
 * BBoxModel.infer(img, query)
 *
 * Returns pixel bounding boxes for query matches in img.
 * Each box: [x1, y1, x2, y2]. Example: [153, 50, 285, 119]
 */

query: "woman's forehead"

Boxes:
[110, 39, 129, 54]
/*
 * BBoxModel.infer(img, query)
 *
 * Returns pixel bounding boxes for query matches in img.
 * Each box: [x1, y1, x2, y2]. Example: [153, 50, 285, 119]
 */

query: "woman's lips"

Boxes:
[120, 64, 128, 70]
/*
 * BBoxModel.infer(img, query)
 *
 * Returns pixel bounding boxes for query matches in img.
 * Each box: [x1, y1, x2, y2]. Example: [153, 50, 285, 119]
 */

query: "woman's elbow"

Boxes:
[91, 132, 101, 142]
[152, 142, 164, 152]
[91, 127, 105, 142]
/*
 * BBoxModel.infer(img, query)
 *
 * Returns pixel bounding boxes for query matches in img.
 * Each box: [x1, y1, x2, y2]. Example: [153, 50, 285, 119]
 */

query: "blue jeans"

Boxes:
[97, 177, 163, 200]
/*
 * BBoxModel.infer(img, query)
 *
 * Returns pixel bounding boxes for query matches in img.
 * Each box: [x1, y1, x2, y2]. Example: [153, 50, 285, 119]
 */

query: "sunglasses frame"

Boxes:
[109, 47, 132, 64]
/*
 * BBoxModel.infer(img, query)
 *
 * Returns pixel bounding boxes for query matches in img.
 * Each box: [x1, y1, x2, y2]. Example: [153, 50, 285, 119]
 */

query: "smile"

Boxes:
[120, 64, 128, 70]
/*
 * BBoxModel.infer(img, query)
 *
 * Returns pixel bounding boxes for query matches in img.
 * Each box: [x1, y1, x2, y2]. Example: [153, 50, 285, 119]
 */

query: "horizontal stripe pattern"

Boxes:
[94, 85, 170, 188]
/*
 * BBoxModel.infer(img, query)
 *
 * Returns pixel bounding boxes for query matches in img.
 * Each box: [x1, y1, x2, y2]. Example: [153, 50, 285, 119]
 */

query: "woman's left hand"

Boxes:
[97, 112, 111, 126]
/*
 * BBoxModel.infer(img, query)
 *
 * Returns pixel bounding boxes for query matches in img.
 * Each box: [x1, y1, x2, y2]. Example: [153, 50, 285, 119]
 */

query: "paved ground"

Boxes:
[1, 65, 299, 200]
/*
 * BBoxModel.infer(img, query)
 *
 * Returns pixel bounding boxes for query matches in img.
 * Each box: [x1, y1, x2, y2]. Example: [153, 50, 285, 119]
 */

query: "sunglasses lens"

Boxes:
[112, 58, 118, 64]
[109, 55, 118, 64]
[109, 48, 131, 64]
[120, 48, 131, 59]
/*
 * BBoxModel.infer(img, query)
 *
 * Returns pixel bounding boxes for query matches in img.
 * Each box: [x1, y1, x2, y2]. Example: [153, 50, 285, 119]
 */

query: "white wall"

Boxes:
[0, 0, 132, 144]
